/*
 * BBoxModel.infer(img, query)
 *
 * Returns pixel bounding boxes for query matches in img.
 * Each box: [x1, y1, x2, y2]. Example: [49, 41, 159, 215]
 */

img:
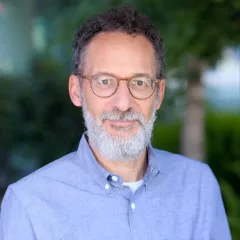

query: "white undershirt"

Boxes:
[123, 179, 144, 193]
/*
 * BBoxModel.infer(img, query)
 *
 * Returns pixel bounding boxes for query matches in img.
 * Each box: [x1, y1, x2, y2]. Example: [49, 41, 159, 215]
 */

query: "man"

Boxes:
[0, 5, 231, 240]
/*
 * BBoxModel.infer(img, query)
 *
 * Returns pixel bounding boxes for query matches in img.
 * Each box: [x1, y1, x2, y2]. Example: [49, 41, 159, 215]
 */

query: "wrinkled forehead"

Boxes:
[83, 32, 157, 77]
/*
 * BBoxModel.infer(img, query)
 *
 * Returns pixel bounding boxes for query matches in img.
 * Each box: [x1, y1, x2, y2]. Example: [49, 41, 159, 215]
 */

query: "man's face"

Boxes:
[69, 32, 165, 161]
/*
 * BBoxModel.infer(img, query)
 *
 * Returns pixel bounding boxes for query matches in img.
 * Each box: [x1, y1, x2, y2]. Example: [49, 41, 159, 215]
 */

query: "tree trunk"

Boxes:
[181, 57, 205, 162]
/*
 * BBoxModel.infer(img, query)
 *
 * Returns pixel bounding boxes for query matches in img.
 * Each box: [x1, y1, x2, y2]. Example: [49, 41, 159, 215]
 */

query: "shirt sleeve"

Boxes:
[194, 165, 232, 240]
[210, 181, 232, 240]
[0, 187, 37, 240]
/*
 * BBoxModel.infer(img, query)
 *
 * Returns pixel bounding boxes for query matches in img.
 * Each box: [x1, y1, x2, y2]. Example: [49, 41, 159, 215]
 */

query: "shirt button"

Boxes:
[105, 183, 110, 190]
[131, 202, 136, 211]
[112, 176, 118, 181]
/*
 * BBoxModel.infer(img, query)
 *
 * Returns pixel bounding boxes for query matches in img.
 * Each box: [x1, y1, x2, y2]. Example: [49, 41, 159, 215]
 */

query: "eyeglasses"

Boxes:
[75, 73, 161, 100]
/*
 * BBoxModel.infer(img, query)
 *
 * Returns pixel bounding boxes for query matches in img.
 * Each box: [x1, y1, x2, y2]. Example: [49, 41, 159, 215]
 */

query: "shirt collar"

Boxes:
[75, 132, 164, 189]
[76, 132, 110, 188]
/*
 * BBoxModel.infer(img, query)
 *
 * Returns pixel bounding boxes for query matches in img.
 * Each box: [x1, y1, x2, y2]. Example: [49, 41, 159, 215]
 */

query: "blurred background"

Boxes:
[0, 0, 239, 238]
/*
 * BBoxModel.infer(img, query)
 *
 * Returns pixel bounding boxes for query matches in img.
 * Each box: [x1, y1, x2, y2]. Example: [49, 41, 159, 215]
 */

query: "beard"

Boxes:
[80, 91, 158, 162]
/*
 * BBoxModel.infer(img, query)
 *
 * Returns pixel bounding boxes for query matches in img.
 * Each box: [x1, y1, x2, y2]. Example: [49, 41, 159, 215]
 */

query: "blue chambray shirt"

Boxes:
[0, 133, 231, 240]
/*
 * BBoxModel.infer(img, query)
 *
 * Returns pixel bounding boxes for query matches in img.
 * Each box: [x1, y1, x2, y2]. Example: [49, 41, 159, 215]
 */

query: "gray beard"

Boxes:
[80, 92, 158, 162]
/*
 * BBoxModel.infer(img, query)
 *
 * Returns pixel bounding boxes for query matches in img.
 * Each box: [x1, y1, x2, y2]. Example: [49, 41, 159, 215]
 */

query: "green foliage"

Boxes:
[221, 180, 240, 238]
[152, 121, 180, 153]
[132, 0, 240, 67]
[0, 58, 85, 184]
[206, 112, 240, 177]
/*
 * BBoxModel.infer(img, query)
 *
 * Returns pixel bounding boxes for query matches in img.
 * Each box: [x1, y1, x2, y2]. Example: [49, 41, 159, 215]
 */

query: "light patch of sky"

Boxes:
[203, 48, 240, 100]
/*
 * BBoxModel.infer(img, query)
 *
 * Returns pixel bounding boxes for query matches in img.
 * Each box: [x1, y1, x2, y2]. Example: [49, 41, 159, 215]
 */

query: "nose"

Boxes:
[111, 81, 133, 112]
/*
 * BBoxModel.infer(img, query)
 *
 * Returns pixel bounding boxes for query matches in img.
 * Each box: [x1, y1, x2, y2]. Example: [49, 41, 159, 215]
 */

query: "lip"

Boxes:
[106, 120, 136, 126]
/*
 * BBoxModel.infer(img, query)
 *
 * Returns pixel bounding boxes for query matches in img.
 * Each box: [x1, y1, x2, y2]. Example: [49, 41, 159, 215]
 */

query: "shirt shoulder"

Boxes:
[7, 151, 86, 208]
[152, 148, 219, 191]
[152, 148, 208, 171]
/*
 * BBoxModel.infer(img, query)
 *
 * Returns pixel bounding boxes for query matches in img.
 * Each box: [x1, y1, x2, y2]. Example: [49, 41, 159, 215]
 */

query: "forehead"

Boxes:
[83, 32, 156, 77]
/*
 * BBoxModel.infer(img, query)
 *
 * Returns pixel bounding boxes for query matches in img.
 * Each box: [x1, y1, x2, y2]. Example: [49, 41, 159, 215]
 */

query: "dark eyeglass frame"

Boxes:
[74, 73, 162, 100]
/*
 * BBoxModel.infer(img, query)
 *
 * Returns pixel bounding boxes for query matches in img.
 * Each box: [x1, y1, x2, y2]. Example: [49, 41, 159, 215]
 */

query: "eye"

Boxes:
[94, 75, 116, 86]
[101, 79, 110, 85]
[131, 77, 151, 89]
[136, 80, 144, 86]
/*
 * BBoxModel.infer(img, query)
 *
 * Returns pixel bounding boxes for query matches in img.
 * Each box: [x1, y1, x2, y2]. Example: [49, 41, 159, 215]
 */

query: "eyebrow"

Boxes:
[95, 71, 152, 78]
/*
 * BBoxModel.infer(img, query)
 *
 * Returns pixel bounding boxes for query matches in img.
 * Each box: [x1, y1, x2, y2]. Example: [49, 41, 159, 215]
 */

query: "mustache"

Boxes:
[100, 109, 145, 125]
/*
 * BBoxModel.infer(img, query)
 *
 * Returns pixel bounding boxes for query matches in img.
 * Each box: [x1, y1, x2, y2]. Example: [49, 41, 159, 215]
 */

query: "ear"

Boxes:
[155, 79, 166, 110]
[69, 74, 82, 107]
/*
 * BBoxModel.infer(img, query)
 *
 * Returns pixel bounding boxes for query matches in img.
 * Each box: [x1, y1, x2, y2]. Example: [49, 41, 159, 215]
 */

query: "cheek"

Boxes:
[137, 100, 156, 122]
[83, 91, 107, 122]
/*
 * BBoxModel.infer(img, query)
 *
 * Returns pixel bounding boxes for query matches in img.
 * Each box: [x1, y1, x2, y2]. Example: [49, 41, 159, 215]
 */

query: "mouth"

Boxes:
[105, 120, 137, 127]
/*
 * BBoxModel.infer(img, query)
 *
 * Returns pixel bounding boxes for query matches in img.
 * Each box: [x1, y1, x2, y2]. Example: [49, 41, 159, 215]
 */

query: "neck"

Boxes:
[88, 141, 148, 182]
